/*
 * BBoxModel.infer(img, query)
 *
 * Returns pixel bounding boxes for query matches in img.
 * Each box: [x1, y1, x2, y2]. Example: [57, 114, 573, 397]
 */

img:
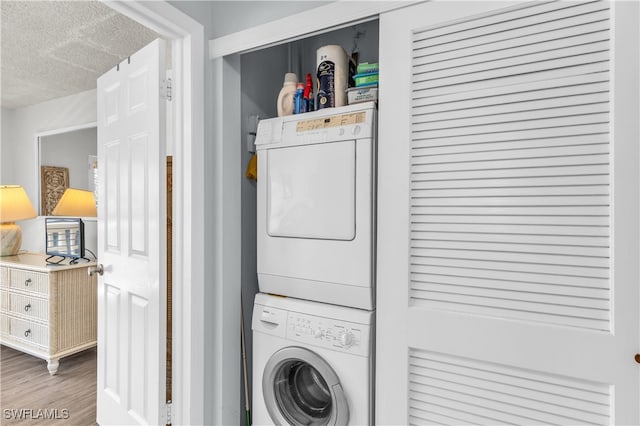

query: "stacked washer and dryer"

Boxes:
[253, 102, 377, 425]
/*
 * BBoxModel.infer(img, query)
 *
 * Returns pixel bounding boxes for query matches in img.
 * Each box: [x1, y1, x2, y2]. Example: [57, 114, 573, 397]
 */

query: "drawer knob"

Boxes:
[24, 278, 31, 286]
[24, 329, 31, 338]
[24, 303, 31, 312]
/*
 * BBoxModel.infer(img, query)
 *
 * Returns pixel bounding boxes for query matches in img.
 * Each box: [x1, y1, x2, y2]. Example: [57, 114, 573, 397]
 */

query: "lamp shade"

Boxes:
[0, 185, 37, 223]
[52, 188, 97, 217]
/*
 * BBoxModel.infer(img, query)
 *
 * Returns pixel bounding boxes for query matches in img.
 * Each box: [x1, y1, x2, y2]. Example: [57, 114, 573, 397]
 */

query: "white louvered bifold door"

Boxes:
[377, 1, 639, 425]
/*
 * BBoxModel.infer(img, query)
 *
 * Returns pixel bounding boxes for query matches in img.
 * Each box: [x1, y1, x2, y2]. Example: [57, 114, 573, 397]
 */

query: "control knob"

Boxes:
[338, 330, 354, 348]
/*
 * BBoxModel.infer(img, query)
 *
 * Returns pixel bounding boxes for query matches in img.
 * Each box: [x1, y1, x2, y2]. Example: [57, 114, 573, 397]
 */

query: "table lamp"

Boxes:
[52, 188, 97, 217]
[0, 185, 37, 256]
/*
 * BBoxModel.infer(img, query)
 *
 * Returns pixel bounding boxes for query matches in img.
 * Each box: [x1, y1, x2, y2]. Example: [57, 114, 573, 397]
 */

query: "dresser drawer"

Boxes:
[0, 314, 8, 334]
[8, 269, 49, 296]
[0, 266, 7, 287]
[9, 317, 48, 347]
[8, 293, 48, 322]
[0, 290, 8, 311]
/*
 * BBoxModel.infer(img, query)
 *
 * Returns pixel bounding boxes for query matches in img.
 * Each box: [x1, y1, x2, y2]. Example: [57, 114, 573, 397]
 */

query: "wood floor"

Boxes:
[0, 345, 97, 425]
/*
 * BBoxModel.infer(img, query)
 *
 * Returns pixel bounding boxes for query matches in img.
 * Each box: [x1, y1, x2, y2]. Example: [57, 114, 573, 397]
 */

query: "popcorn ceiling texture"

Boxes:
[1, 0, 159, 109]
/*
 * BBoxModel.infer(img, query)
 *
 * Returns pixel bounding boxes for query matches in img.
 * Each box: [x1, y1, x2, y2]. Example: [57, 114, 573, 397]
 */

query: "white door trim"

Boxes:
[99, 2, 205, 425]
[208, 0, 421, 58]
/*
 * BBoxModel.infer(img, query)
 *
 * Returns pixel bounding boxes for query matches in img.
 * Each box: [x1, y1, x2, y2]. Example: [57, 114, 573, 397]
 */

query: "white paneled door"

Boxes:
[377, 1, 639, 424]
[96, 39, 167, 425]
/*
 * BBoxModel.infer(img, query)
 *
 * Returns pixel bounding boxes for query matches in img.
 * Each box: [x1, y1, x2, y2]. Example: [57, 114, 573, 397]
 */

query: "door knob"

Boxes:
[88, 264, 104, 276]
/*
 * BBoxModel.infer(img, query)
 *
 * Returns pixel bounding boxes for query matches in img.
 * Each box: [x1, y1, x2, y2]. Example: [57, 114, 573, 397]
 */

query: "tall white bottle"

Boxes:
[316, 45, 348, 109]
[277, 72, 297, 117]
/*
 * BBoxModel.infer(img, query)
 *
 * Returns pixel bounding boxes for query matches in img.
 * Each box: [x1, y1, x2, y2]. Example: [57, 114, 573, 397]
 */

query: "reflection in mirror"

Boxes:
[38, 126, 97, 215]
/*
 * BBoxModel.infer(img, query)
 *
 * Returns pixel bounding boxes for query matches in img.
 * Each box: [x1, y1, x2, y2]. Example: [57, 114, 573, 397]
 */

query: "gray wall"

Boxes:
[1, 108, 16, 183]
[40, 127, 97, 193]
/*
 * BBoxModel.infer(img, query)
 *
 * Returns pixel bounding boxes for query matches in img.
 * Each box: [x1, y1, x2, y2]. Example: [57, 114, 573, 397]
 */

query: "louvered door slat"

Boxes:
[412, 165, 609, 183]
[410, 267, 609, 295]
[413, 111, 609, 139]
[409, 365, 607, 415]
[412, 185, 608, 198]
[417, 61, 609, 99]
[413, 1, 605, 44]
[409, 409, 472, 426]
[410, 395, 510, 426]
[413, 174, 608, 190]
[411, 280, 608, 311]
[410, 377, 608, 425]
[411, 222, 609, 237]
[412, 230, 607, 247]
[410, 351, 611, 398]
[413, 143, 609, 165]
[413, 122, 609, 147]
[414, 90, 609, 123]
[413, 68, 608, 107]
[414, 105, 608, 136]
[412, 253, 610, 278]
[411, 248, 609, 269]
[415, 38, 609, 79]
[414, 18, 609, 66]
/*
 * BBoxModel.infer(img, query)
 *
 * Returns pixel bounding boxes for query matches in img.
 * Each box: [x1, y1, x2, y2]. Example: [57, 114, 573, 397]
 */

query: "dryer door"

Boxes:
[266, 140, 356, 241]
[262, 347, 349, 426]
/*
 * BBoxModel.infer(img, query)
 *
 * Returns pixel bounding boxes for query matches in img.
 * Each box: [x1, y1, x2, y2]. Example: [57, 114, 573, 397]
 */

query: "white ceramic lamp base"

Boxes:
[1, 222, 22, 256]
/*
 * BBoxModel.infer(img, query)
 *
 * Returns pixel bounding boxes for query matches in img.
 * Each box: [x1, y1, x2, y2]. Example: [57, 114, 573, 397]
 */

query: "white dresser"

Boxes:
[0, 252, 97, 374]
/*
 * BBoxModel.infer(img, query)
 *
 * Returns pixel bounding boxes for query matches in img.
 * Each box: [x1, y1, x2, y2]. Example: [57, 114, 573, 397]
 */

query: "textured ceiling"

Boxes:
[1, 0, 160, 109]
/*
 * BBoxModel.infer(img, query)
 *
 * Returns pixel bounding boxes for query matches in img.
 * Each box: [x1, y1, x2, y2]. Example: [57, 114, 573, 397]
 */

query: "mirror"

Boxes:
[38, 125, 97, 216]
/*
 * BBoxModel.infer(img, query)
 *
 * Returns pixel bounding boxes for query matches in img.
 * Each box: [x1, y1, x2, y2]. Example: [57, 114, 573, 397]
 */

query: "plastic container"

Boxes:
[356, 62, 379, 74]
[294, 82, 304, 114]
[353, 72, 379, 87]
[347, 85, 378, 105]
[277, 72, 297, 117]
[303, 73, 314, 112]
[316, 45, 349, 109]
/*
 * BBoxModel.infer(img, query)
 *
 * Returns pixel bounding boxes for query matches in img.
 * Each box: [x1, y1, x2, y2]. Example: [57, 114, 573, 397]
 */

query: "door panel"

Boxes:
[377, 1, 639, 424]
[97, 38, 167, 425]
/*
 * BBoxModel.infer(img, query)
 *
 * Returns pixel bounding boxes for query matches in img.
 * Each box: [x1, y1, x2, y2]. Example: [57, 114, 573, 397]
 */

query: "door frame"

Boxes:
[99, 2, 205, 424]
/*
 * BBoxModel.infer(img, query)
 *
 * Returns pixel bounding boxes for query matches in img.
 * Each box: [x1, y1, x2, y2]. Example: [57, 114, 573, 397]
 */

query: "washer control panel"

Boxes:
[286, 312, 370, 356]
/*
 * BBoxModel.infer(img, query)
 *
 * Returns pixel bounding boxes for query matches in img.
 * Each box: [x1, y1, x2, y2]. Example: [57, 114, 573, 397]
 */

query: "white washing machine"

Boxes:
[252, 293, 374, 426]
[255, 102, 376, 310]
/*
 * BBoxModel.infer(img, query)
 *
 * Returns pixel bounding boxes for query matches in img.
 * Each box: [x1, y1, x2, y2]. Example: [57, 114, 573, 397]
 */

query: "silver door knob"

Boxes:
[88, 264, 104, 276]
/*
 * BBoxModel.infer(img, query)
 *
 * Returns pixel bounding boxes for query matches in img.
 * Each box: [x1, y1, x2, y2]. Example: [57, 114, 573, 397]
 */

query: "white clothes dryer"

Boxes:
[252, 293, 374, 426]
[255, 102, 376, 310]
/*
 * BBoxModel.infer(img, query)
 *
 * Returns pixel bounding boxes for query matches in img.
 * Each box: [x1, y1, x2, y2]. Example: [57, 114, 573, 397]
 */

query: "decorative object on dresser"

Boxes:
[46, 188, 97, 264]
[0, 185, 37, 256]
[0, 252, 97, 374]
[40, 166, 69, 216]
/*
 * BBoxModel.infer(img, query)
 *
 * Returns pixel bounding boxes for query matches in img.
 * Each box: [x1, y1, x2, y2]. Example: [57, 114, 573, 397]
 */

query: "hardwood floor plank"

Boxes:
[0, 345, 97, 425]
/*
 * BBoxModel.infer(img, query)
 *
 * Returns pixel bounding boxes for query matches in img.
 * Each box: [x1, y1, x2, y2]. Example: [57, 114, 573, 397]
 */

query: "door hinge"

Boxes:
[161, 78, 172, 101]
[164, 400, 173, 425]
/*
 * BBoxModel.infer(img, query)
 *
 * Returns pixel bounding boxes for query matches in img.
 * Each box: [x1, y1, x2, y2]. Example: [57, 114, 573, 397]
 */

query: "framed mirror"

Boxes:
[36, 123, 97, 215]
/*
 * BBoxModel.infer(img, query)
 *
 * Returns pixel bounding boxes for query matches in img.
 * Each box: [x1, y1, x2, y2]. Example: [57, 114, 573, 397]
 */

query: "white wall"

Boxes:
[4, 89, 97, 206]
[1, 89, 98, 255]
[1, 108, 16, 183]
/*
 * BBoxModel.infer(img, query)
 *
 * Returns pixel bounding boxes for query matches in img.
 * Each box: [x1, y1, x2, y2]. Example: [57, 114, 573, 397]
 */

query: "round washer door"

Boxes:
[262, 346, 349, 426]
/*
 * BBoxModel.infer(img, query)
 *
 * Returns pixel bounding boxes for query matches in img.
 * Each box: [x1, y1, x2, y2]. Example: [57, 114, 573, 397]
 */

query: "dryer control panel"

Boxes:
[286, 312, 370, 357]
